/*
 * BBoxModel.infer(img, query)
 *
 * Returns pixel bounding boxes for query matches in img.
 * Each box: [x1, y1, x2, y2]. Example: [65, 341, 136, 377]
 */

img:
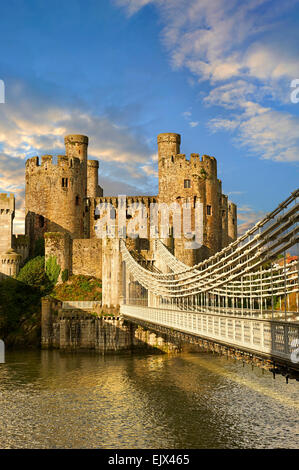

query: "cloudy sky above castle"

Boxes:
[0, 0, 298, 234]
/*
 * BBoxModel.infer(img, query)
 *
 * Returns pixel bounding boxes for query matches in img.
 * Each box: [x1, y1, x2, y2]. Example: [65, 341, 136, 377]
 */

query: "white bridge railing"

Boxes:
[121, 304, 299, 364]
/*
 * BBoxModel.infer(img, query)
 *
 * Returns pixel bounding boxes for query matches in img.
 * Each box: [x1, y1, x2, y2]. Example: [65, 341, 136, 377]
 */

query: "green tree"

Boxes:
[17, 256, 52, 293]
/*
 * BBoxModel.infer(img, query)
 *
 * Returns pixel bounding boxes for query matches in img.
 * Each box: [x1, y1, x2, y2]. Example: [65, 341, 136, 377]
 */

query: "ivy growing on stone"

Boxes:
[45, 256, 61, 286]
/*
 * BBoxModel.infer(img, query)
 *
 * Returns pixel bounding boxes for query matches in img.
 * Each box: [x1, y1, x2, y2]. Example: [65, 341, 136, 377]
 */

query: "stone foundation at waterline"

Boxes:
[41, 298, 180, 354]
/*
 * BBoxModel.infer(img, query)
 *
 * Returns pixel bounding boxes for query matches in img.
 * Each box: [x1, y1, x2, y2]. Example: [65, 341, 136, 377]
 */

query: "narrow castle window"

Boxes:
[39, 215, 45, 228]
[184, 179, 191, 188]
[232, 218, 235, 225]
[207, 205, 212, 215]
[62, 178, 68, 188]
[75, 195, 80, 206]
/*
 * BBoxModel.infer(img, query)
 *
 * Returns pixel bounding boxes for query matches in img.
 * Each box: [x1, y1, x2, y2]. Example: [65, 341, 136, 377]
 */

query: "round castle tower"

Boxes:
[87, 160, 100, 198]
[25, 135, 89, 250]
[1, 249, 22, 278]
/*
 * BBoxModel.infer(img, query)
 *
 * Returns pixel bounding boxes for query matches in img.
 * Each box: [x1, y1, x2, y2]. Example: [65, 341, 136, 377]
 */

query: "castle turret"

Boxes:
[64, 134, 88, 164]
[157, 133, 181, 159]
[1, 249, 22, 278]
[87, 160, 103, 198]
[157, 133, 181, 195]
[65, 134, 88, 198]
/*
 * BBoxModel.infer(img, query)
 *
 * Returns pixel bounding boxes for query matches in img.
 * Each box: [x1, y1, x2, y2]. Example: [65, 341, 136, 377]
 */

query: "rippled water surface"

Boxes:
[0, 350, 298, 448]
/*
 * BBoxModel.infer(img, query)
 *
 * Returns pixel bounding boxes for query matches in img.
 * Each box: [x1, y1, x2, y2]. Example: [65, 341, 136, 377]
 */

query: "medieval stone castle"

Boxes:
[0, 133, 237, 306]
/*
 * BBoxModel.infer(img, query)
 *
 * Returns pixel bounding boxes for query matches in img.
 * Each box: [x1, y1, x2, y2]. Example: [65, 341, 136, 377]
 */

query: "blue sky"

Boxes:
[0, 0, 298, 233]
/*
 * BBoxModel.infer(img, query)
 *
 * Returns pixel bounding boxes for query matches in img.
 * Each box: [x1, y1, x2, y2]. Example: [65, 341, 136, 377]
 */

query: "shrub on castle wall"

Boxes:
[45, 256, 61, 286]
[61, 269, 69, 283]
[17, 256, 52, 294]
[53, 275, 102, 301]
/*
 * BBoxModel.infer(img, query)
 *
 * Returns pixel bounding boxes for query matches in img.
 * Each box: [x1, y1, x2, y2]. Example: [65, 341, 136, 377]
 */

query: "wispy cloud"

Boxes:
[0, 79, 158, 232]
[182, 109, 199, 128]
[116, 0, 299, 163]
[209, 101, 299, 162]
[237, 205, 266, 235]
[114, 0, 153, 16]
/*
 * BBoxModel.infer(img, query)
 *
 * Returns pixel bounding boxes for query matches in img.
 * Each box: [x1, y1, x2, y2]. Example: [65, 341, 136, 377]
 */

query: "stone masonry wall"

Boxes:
[41, 299, 179, 353]
[72, 238, 102, 278]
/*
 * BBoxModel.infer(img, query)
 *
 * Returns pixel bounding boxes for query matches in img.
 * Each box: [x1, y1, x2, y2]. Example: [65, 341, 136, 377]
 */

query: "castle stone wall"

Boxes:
[44, 232, 71, 281]
[41, 299, 180, 353]
[72, 238, 102, 278]
[13, 234, 30, 262]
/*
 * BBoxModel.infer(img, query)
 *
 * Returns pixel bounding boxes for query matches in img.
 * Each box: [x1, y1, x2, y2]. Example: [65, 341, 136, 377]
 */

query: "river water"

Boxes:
[0, 350, 298, 449]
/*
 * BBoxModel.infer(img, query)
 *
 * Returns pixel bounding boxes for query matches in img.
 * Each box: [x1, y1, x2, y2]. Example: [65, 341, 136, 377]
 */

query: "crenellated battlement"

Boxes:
[161, 152, 217, 178]
[87, 160, 99, 168]
[26, 154, 82, 172]
[0, 193, 15, 212]
[13, 234, 29, 246]
[1, 249, 21, 263]
[26, 156, 40, 169]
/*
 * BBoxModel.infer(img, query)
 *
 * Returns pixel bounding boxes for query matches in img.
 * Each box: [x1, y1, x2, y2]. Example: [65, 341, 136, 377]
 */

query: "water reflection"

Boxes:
[0, 350, 298, 448]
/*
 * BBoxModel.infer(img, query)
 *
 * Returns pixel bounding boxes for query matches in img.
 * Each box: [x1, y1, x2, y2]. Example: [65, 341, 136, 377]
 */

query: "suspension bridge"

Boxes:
[119, 189, 299, 377]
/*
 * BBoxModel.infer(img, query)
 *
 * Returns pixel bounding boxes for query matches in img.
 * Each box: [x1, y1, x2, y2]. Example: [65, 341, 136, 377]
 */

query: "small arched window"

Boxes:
[75, 196, 80, 206]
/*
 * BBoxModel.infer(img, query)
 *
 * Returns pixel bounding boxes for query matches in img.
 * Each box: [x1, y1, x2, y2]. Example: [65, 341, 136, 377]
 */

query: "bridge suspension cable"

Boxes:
[120, 189, 299, 302]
